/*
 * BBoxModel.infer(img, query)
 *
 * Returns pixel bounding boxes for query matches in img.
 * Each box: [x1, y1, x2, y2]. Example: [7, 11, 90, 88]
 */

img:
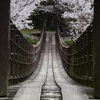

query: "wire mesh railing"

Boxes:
[56, 22, 93, 87]
[9, 21, 46, 85]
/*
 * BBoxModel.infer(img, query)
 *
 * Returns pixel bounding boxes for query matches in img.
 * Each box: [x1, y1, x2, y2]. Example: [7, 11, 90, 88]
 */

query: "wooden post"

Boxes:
[0, 0, 10, 96]
[93, 0, 100, 99]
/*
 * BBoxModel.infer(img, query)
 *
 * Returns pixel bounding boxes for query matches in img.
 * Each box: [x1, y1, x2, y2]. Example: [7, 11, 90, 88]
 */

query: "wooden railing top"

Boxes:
[57, 24, 69, 49]
[57, 22, 93, 49]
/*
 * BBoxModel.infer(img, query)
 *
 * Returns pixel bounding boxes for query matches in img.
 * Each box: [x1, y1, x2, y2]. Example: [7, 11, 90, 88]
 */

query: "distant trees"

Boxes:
[28, 0, 74, 31]
[11, 0, 94, 40]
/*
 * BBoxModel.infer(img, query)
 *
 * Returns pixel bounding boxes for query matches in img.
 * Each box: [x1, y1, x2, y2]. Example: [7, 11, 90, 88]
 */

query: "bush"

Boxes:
[27, 37, 38, 44]
[64, 40, 73, 45]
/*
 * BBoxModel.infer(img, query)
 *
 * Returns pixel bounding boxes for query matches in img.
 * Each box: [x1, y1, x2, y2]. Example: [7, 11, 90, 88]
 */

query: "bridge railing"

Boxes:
[56, 22, 93, 87]
[9, 21, 46, 85]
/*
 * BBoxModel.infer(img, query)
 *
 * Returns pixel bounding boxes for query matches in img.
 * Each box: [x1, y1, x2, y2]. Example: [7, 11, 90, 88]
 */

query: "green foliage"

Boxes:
[91, 4, 94, 8]
[40, 0, 54, 6]
[65, 26, 69, 29]
[28, 0, 74, 31]
[27, 37, 38, 44]
[64, 40, 73, 45]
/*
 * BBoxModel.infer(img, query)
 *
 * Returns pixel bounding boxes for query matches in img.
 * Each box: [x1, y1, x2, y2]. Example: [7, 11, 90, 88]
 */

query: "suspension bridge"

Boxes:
[1, 0, 100, 100]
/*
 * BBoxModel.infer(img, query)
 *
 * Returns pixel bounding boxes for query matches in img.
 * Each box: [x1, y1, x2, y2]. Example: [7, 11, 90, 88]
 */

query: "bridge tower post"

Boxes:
[0, 0, 10, 96]
[93, 0, 100, 99]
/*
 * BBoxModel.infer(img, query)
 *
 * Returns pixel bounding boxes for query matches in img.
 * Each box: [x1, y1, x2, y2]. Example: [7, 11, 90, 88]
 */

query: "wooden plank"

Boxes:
[52, 33, 89, 100]
[13, 33, 49, 100]
[0, 0, 10, 96]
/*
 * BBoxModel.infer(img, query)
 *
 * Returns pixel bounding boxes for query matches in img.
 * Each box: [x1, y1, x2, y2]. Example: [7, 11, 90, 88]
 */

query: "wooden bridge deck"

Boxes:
[0, 33, 95, 100]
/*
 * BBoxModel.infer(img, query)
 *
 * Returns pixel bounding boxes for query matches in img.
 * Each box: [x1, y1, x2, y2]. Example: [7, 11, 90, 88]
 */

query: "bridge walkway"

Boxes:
[12, 33, 90, 100]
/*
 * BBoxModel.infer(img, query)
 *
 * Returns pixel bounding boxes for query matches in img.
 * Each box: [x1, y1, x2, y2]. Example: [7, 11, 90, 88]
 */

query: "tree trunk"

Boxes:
[0, 0, 10, 96]
[93, 0, 100, 98]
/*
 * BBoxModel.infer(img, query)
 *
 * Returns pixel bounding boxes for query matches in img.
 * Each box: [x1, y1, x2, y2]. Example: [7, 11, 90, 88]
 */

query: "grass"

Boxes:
[20, 28, 55, 44]
[64, 40, 73, 45]
[20, 28, 41, 35]
[27, 37, 38, 44]
[20, 28, 56, 35]
[20, 28, 39, 44]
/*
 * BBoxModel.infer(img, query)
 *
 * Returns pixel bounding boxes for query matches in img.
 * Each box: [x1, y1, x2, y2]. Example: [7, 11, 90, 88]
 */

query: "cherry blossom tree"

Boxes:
[62, 0, 94, 40]
[11, 0, 39, 29]
[11, 0, 94, 40]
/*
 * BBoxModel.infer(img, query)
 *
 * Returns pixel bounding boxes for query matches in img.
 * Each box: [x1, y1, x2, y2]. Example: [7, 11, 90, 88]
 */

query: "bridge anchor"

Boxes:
[93, 0, 100, 99]
[0, 0, 10, 96]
